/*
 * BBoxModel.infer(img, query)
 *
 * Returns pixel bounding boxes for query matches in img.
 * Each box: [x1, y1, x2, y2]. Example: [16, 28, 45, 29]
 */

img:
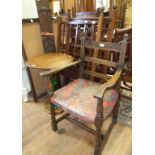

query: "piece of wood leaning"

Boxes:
[35, 0, 56, 53]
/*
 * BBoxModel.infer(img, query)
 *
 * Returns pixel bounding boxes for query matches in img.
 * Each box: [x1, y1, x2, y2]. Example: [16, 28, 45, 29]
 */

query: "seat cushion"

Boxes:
[50, 79, 119, 123]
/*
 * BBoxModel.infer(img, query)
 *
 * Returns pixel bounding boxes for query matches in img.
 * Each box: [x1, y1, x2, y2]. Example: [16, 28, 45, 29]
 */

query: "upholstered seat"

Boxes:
[51, 79, 118, 123]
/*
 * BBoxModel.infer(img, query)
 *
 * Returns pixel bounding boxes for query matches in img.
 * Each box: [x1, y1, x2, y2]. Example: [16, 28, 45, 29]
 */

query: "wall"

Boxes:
[22, 0, 38, 19]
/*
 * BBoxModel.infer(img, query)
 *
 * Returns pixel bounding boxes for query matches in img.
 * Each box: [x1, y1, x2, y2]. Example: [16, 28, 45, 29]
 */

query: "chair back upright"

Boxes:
[113, 27, 132, 64]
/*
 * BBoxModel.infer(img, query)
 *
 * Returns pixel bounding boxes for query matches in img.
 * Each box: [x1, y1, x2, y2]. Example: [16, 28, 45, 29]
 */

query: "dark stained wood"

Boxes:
[113, 26, 132, 93]
[84, 70, 111, 81]
[35, 0, 56, 53]
[94, 98, 104, 155]
[59, 9, 117, 83]
[100, 120, 115, 154]
[91, 12, 104, 81]
[50, 103, 57, 131]
[85, 57, 118, 68]
[65, 116, 96, 135]
[84, 40, 122, 52]
[75, 12, 97, 18]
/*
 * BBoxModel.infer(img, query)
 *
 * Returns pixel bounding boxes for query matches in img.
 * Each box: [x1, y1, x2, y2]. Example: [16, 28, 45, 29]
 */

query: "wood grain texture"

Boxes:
[35, 0, 56, 52]
[26, 53, 73, 70]
[22, 101, 131, 155]
[40, 60, 81, 76]
[22, 23, 47, 97]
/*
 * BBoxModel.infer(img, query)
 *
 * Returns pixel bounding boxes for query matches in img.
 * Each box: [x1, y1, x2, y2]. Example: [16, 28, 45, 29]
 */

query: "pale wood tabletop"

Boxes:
[26, 53, 73, 70]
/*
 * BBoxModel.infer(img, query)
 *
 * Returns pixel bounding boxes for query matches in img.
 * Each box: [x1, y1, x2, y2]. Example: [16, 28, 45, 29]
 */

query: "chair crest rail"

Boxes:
[82, 40, 122, 52]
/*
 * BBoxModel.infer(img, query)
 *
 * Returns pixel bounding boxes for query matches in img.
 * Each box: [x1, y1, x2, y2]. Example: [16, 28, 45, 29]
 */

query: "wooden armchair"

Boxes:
[40, 34, 128, 155]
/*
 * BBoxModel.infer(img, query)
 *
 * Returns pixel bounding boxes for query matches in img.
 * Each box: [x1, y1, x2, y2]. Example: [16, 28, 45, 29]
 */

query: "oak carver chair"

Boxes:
[41, 34, 128, 155]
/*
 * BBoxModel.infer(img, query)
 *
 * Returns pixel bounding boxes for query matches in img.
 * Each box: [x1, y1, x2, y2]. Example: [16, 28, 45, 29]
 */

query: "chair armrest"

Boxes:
[40, 60, 81, 76]
[94, 68, 123, 99]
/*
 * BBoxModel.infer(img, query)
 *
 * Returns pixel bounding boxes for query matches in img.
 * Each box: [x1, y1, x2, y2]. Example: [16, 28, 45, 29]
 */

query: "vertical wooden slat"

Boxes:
[107, 9, 117, 42]
[79, 35, 85, 78]
[65, 24, 71, 55]
[73, 25, 79, 57]
[57, 16, 62, 52]
[91, 13, 104, 80]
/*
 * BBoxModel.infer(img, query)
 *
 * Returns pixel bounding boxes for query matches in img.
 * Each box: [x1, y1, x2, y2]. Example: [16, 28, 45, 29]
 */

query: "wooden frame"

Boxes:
[40, 34, 128, 155]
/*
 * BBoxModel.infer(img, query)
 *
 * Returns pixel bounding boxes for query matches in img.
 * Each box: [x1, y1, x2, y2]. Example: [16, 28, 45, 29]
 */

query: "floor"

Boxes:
[22, 97, 132, 155]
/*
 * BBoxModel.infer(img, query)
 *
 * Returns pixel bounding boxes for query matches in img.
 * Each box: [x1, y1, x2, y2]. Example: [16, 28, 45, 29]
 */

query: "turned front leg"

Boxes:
[94, 98, 104, 155]
[50, 104, 58, 131]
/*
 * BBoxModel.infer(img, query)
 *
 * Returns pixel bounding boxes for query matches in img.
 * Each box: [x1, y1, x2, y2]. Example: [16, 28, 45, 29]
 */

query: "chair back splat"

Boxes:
[79, 34, 128, 83]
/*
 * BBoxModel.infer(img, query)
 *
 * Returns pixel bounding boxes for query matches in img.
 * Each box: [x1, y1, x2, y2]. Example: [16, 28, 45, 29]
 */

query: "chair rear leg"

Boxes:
[50, 103, 58, 131]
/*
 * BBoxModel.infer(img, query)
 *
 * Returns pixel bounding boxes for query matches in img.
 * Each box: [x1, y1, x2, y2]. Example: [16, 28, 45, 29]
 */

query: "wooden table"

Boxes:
[26, 53, 73, 102]
[26, 53, 73, 70]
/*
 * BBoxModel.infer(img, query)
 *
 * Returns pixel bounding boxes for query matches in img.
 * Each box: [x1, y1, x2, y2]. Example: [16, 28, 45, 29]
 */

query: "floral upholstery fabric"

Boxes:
[50, 79, 119, 123]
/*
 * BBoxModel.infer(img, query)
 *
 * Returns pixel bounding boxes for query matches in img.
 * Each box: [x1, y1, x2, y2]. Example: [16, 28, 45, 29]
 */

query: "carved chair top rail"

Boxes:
[72, 16, 111, 23]
[76, 12, 97, 18]
[68, 20, 98, 25]
[82, 40, 122, 52]
[75, 11, 110, 18]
